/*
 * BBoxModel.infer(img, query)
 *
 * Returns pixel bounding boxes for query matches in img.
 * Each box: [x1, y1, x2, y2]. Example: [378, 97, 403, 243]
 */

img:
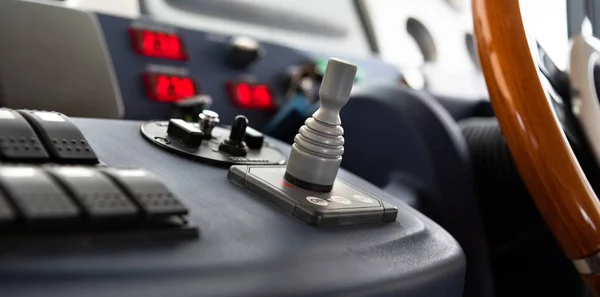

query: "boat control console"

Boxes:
[0, 57, 465, 297]
[0, 1, 469, 296]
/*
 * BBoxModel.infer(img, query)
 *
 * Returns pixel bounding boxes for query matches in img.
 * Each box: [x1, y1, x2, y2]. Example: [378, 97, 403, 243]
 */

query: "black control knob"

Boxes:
[198, 110, 219, 139]
[227, 36, 263, 68]
[219, 115, 249, 156]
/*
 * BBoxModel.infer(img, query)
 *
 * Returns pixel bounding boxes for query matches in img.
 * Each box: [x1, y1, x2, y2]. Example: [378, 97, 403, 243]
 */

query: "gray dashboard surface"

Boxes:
[0, 118, 465, 297]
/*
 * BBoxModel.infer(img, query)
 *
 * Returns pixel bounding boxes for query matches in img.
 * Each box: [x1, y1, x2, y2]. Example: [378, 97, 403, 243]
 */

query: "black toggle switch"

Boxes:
[167, 119, 204, 148]
[0, 108, 49, 161]
[219, 115, 249, 156]
[244, 126, 264, 149]
[229, 116, 248, 143]
[17, 110, 98, 164]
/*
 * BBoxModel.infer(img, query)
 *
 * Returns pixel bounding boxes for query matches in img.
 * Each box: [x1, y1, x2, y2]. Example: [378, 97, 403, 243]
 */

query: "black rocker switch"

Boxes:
[46, 166, 139, 219]
[0, 166, 80, 222]
[101, 168, 188, 217]
[0, 108, 49, 161]
[244, 127, 264, 150]
[219, 115, 249, 156]
[167, 119, 204, 148]
[17, 110, 98, 164]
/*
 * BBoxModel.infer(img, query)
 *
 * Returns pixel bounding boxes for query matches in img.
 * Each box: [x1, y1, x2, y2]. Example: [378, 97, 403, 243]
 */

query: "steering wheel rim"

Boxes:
[472, 0, 600, 292]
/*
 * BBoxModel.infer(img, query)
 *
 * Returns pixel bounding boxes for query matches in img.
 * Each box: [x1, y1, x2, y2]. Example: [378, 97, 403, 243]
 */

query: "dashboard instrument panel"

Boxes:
[0, 0, 400, 132]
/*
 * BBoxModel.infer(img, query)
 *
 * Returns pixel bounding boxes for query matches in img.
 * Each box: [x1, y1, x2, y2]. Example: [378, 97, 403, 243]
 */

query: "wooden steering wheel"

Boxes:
[472, 0, 600, 293]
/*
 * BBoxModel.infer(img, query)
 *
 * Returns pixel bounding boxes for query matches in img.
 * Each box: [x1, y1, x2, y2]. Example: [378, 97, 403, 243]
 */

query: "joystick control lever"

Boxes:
[284, 58, 357, 192]
[227, 58, 397, 226]
[219, 115, 249, 156]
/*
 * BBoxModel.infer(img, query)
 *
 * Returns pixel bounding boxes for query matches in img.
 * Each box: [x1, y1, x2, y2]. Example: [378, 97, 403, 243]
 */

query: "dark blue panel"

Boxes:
[96, 14, 400, 129]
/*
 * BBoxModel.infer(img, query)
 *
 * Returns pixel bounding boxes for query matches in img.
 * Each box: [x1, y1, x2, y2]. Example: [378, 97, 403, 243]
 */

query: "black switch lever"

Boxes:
[167, 119, 204, 148]
[229, 115, 248, 143]
[219, 115, 249, 156]
[244, 126, 264, 149]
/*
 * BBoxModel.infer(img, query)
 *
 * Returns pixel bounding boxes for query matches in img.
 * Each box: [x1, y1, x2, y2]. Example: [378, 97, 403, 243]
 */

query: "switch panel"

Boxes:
[46, 166, 139, 219]
[0, 166, 80, 221]
[17, 110, 98, 164]
[141, 121, 286, 167]
[101, 168, 188, 217]
[0, 166, 196, 240]
[0, 108, 49, 161]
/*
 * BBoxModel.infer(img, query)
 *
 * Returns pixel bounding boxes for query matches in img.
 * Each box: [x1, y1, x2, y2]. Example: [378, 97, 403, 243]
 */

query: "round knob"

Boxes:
[228, 115, 249, 144]
[198, 110, 220, 139]
[227, 36, 263, 68]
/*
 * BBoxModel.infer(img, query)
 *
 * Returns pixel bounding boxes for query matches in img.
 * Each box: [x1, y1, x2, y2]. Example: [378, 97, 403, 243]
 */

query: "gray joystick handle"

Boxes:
[284, 58, 357, 192]
[313, 58, 357, 125]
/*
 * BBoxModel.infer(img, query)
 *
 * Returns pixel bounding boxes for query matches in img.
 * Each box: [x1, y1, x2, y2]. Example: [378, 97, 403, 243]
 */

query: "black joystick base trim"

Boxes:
[284, 172, 333, 193]
[219, 140, 249, 157]
[229, 165, 398, 227]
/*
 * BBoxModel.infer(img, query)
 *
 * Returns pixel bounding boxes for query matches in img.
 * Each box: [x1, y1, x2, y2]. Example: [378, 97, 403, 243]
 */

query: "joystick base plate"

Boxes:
[228, 165, 397, 226]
